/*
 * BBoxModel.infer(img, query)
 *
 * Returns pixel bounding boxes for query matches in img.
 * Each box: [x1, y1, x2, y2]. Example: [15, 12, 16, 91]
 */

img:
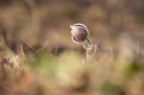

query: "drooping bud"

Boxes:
[70, 23, 89, 43]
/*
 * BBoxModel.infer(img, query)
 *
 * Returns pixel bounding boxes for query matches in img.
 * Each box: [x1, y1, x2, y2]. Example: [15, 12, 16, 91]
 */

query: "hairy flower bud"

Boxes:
[70, 23, 89, 43]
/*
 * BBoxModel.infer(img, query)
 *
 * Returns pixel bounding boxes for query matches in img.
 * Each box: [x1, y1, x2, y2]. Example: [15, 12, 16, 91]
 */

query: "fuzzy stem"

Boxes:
[86, 38, 91, 47]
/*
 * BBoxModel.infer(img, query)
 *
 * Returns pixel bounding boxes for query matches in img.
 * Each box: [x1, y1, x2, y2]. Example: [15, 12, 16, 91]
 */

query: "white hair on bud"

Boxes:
[70, 23, 89, 44]
[71, 36, 82, 44]
[73, 23, 89, 34]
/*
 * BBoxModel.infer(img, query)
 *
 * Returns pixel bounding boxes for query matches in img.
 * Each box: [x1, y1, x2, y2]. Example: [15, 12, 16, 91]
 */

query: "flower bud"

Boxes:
[70, 23, 89, 43]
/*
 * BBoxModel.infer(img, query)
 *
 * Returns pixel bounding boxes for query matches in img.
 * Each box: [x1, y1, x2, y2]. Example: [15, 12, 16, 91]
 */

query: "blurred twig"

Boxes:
[24, 0, 40, 35]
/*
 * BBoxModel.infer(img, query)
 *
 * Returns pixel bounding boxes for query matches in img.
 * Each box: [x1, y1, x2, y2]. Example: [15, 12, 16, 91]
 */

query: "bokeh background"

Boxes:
[0, 0, 144, 95]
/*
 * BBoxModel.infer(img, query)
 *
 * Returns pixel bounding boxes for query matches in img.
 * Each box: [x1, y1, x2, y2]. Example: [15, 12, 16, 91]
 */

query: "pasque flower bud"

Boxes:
[70, 23, 89, 43]
[70, 23, 98, 63]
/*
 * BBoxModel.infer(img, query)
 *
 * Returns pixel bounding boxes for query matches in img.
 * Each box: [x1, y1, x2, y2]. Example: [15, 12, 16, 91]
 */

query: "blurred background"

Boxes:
[0, 0, 144, 95]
